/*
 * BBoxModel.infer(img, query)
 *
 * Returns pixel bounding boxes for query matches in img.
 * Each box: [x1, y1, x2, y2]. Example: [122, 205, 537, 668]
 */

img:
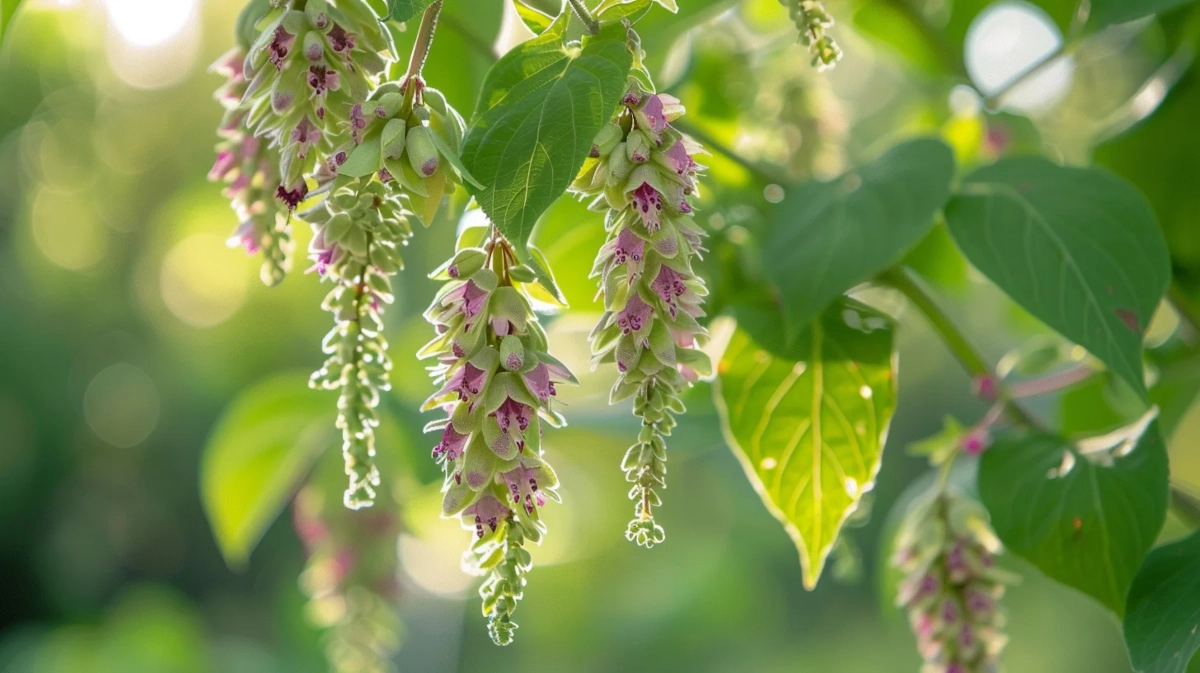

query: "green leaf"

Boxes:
[200, 374, 335, 569]
[1, 0, 24, 44]
[1096, 70, 1200, 300]
[513, 1, 554, 34]
[764, 137, 955, 336]
[977, 414, 1169, 615]
[387, 0, 437, 22]
[1090, 0, 1195, 27]
[462, 16, 632, 247]
[715, 297, 897, 589]
[1124, 529, 1200, 673]
[944, 158, 1170, 398]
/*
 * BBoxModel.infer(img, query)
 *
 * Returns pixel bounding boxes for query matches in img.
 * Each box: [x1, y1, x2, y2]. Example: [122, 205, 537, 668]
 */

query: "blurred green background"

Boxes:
[2, 0, 1199, 671]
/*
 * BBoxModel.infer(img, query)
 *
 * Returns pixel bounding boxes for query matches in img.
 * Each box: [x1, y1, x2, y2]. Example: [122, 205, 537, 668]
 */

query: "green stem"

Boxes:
[1169, 280, 1200, 344]
[1170, 482, 1200, 528]
[566, 0, 600, 35]
[404, 1, 443, 83]
[879, 267, 1039, 428]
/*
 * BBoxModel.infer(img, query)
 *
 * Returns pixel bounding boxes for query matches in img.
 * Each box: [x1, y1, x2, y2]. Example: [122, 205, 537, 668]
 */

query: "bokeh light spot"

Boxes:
[31, 186, 107, 270]
[160, 234, 248, 327]
[965, 2, 1073, 112]
[84, 363, 160, 448]
[104, 0, 193, 47]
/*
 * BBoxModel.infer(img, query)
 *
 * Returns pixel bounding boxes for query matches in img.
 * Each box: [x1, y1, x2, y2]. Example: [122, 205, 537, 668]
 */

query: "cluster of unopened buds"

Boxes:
[421, 229, 575, 645]
[780, 0, 842, 70]
[572, 80, 712, 547]
[893, 489, 1013, 673]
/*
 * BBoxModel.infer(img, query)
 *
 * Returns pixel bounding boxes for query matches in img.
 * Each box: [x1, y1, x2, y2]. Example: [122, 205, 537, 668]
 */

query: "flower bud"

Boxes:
[305, 0, 332, 31]
[591, 122, 624, 158]
[382, 118, 407, 159]
[626, 129, 651, 164]
[500, 335, 525, 372]
[406, 124, 440, 177]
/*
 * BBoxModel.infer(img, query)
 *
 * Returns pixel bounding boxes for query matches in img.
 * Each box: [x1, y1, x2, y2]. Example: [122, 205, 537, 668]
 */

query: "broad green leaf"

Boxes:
[978, 415, 1169, 615]
[1096, 71, 1200, 300]
[1090, 0, 1195, 27]
[945, 158, 1170, 398]
[1, 0, 24, 44]
[716, 297, 897, 589]
[462, 16, 631, 247]
[201, 374, 335, 568]
[387, 0, 437, 22]
[1124, 529, 1200, 673]
[764, 137, 955, 337]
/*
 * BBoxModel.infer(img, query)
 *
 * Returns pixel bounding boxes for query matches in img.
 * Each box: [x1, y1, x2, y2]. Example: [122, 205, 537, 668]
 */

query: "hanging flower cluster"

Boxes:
[893, 490, 1013, 673]
[210, 47, 292, 286]
[306, 180, 410, 509]
[238, 0, 392, 207]
[293, 483, 404, 673]
[421, 229, 575, 645]
[304, 78, 467, 509]
[571, 82, 712, 548]
[780, 0, 842, 70]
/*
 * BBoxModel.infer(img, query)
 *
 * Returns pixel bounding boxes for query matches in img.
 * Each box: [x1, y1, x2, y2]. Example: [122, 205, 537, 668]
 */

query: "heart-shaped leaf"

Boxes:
[201, 374, 334, 569]
[978, 413, 1169, 615]
[945, 158, 1170, 398]
[716, 297, 897, 589]
[764, 137, 955, 338]
[462, 14, 632, 248]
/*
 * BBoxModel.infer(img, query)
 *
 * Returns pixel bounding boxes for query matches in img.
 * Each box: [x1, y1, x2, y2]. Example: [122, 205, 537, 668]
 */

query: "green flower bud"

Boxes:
[406, 124, 440, 177]
[626, 129, 651, 164]
[382, 118, 407, 159]
[591, 122, 624, 158]
[305, 0, 331, 31]
[500, 335, 525, 372]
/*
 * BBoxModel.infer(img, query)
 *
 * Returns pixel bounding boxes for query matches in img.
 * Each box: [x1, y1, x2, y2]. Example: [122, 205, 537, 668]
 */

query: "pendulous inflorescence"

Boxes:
[421, 229, 575, 645]
[780, 0, 842, 71]
[893, 489, 1013, 673]
[571, 81, 713, 548]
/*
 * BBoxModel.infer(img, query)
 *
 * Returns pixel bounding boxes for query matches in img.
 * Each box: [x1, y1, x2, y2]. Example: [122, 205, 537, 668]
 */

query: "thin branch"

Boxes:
[1169, 280, 1200, 345]
[879, 267, 1039, 428]
[567, 0, 600, 35]
[404, 1, 444, 83]
[1171, 482, 1200, 528]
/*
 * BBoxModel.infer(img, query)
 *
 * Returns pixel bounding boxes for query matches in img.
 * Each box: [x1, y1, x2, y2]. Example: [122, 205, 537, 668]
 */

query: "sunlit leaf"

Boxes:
[945, 158, 1171, 398]
[1, 0, 24, 44]
[201, 374, 335, 569]
[978, 414, 1169, 615]
[716, 297, 897, 589]
[462, 15, 631, 248]
[1124, 529, 1200, 673]
[764, 137, 955, 338]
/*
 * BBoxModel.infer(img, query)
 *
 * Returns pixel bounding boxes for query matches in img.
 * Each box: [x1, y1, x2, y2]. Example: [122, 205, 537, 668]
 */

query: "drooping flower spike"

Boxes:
[209, 47, 292, 286]
[421, 226, 576, 645]
[571, 80, 713, 548]
[893, 488, 1014, 673]
[238, 0, 393, 205]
